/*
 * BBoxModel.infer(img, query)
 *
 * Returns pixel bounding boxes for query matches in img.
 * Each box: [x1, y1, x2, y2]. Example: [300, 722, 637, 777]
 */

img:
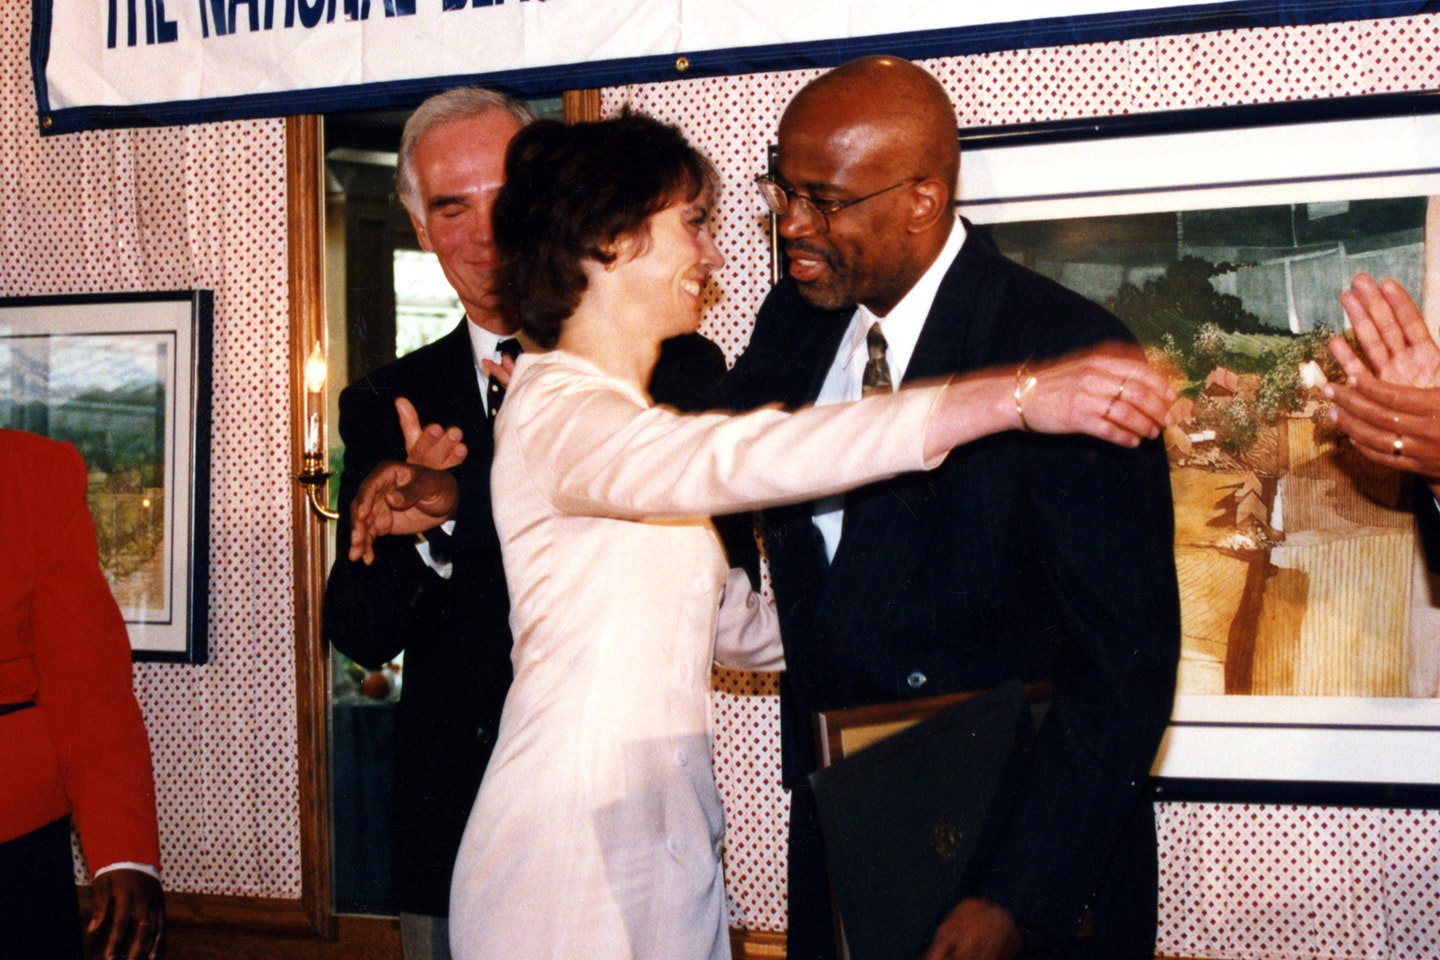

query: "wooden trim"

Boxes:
[162, 912, 399, 959]
[562, 88, 602, 123]
[77, 888, 316, 937]
[730, 928, 787, 959]
[165, 892, 317, 936]
[286, 113, 336, 941]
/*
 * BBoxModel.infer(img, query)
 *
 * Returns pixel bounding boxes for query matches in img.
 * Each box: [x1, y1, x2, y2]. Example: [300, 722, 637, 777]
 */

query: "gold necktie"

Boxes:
[862, 323, 892, 397]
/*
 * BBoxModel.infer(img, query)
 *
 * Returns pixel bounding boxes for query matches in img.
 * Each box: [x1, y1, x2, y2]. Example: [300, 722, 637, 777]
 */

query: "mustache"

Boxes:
[784, 241, 839, 269]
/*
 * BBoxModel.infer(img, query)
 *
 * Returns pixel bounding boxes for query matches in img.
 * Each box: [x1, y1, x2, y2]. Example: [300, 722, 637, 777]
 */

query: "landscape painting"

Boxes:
[0, 292, 212, 662]
[980, 196, 1428, 701]
[4, 330, 175, 622]
[958, 110, 1440, 791]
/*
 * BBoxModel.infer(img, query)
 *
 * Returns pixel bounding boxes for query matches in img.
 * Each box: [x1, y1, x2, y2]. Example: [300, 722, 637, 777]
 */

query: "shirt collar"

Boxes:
[465, 317, 516, 369]
[842, 215, 967, 383]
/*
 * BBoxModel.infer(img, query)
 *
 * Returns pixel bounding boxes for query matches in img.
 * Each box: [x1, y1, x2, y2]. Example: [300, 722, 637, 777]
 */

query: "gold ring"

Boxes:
[1394, 435, 1405, 457]
[1114, 378, 1129, 402]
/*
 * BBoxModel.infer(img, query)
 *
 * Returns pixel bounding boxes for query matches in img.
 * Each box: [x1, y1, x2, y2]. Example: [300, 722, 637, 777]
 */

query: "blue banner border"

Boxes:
[31, 1, 1440, 134]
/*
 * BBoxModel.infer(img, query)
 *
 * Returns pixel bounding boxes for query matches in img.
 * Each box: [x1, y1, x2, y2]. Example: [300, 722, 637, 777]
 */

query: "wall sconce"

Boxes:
[297, 342, 340, 521]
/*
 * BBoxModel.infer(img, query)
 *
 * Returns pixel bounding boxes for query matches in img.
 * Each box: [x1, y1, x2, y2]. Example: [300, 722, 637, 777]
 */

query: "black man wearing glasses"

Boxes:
[724, 56, 1181, 960]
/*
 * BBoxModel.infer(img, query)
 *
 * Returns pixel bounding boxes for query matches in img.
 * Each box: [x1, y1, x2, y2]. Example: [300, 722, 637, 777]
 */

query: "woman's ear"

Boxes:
[600, 231, 638, 270]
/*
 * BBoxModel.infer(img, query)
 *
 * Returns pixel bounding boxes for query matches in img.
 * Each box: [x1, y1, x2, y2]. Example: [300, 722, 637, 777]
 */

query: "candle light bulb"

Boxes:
[304, 343, 327, 394]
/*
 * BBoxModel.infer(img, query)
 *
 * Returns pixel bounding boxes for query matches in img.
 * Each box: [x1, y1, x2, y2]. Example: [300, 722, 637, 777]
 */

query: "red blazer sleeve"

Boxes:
[26, 437, 161, 873]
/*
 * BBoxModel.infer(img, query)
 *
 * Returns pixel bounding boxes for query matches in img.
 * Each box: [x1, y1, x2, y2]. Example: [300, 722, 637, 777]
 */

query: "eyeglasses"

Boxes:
[755, 175, 920, 233]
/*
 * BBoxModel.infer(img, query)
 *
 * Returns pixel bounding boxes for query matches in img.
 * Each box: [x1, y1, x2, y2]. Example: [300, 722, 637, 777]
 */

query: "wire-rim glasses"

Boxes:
[754, 175, 920, 233]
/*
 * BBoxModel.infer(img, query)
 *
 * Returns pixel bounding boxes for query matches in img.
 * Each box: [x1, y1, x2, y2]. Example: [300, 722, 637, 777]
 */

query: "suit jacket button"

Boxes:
[476, 726, 493, 745]
[906, 671, 928, 689]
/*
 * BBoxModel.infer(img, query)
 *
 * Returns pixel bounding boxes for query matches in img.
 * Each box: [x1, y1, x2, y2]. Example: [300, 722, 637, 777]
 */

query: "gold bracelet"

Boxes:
[1014, 363, 1037, 432]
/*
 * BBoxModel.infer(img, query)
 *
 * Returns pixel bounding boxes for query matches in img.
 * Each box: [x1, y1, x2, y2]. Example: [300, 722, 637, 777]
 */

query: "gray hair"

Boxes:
[396, 88, 538, 218]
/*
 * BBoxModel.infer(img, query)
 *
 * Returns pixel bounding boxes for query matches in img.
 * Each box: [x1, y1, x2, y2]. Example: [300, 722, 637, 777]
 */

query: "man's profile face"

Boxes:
[772, 106, 917, 317]
[407, 110, 522, 330]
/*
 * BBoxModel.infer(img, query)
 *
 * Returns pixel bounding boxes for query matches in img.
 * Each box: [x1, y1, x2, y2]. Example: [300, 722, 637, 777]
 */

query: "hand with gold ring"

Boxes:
[1004, 343, 1174, 447]
[927, 343, 1175, 459]
[1103, 377, 1131, 420]
[1324, 372, 1440, 483]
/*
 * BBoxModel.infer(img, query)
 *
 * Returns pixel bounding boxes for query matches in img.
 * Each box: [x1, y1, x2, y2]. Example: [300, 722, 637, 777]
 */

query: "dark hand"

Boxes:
[88, 869, 164, 960]
[922, 897, 1023, 960]
[347, 461, 459, 564]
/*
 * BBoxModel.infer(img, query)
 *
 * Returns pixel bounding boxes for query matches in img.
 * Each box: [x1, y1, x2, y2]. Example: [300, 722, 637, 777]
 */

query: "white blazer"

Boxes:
[449, 350, 940, 960]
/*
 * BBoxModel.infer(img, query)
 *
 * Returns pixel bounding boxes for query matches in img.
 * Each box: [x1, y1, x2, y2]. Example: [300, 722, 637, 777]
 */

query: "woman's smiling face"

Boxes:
[613, 195, 726, 341]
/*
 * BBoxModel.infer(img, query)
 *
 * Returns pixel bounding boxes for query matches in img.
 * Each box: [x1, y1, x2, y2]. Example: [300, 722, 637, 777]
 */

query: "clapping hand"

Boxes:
[397, 396, 467, 469]
[1332, 272, 1440, 388]
[1326, 273, 1440, 483]
[346, 396, 466, 565]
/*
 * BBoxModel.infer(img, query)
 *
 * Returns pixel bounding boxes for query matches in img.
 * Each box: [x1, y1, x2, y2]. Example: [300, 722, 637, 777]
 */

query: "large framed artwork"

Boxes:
[0, 291, 213, 663]
[955, 100, 1440, 802]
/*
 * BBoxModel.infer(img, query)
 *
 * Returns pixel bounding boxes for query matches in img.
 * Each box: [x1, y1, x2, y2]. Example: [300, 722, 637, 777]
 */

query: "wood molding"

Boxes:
[562, 88, 602, 123]
[163, 912, 399, 960]
[77, 888, 316, 937]
[286, 112, 336, 941]
[730, 928, 787, 959]
[164, 892, 316, 936]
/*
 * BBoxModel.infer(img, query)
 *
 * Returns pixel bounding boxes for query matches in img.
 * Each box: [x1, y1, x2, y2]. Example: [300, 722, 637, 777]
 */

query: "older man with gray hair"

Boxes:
[324, 86, 535, 960]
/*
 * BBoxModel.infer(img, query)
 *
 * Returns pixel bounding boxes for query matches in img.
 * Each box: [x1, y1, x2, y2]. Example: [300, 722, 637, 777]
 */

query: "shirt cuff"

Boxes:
[93, 862, 161, 882]
[414, 535, 454, 579]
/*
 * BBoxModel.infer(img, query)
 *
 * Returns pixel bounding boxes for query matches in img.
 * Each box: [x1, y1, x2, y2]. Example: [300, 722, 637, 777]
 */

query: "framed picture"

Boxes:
[0, 291, 213, 663]
[954, 101, 1440, 802]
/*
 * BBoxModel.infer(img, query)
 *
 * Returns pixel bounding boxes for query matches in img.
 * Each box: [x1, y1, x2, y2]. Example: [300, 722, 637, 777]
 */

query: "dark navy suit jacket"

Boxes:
[324, 320, 511, 918]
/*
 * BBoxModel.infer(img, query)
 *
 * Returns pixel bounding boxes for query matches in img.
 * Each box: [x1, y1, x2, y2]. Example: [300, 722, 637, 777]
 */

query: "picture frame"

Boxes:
[954, 100, 1440, 804]
[0, 291, 213, 663]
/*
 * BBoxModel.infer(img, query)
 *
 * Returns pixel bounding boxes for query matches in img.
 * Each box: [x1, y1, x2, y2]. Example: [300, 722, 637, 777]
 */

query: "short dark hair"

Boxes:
[493, 112, 719, 348]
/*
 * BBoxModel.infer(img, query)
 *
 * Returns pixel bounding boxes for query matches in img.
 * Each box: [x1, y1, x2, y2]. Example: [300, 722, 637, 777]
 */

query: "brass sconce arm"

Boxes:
[297, 451, 340, 522]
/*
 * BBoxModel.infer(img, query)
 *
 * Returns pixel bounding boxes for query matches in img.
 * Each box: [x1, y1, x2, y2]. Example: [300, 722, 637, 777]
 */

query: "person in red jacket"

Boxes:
[0, 429, 164, 960]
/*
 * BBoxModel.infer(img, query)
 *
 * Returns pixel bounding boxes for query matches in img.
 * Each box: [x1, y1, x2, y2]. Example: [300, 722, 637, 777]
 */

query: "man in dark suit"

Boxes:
[323, 87, 537, 960]
[724, 57, 1181, 960]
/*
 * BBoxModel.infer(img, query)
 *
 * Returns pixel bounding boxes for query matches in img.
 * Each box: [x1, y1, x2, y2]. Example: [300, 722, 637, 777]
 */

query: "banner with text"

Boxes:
[32, 0, 1439, 134]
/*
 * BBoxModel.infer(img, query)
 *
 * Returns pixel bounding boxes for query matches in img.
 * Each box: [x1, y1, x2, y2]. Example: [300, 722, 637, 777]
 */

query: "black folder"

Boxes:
[808, 680, 1036, 960]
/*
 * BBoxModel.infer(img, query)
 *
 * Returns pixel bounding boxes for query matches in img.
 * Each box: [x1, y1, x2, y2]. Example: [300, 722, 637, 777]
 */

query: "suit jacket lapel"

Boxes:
[795, 311, 850, 407]
[904, 229, 1010, 383]
[434, 319, 492, 463]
